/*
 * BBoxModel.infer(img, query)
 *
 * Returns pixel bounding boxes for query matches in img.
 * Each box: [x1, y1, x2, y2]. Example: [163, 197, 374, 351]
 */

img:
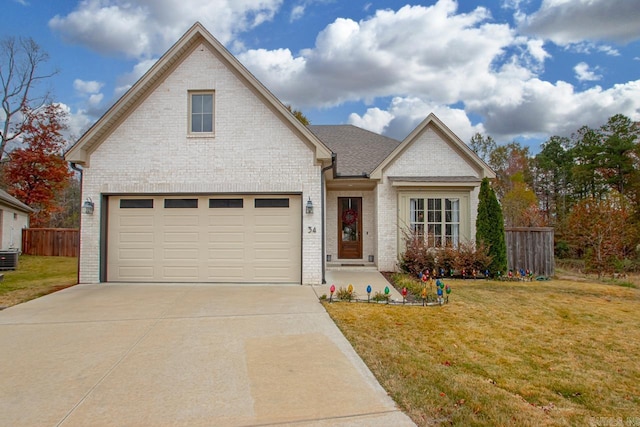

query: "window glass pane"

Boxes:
[255, 198, 290, 208]
[209, 199, 243, 208]
[164, 199, 198, 208]
[202, 94, 213, 113]
[202, 114, 213, 132]
[446, 198, 460, 222]
[192, 114, 202, 132]
[120, 199, 153, 208]
[192, 95, 203, 113]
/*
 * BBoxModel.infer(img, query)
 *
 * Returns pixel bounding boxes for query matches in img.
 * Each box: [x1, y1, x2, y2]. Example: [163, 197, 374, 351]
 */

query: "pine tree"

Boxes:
[476, 177, 507, 274]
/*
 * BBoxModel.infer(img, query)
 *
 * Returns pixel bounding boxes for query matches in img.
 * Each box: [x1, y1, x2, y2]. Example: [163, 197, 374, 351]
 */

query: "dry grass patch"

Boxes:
[0, 255, 78, 307]
[324, 278, 640, 426]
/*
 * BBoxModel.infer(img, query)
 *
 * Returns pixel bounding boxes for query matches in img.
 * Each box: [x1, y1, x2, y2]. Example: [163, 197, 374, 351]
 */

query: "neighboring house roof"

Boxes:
[370, 113, 495, 180]
[308, 125, 401, 177]
[0, 189, 33, 213]
[65, 22, 332, 166]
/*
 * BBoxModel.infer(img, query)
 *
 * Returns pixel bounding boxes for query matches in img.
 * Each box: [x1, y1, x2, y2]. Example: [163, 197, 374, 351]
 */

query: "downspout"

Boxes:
[321, 154, 336, 284]
[70, 162, 83, 285]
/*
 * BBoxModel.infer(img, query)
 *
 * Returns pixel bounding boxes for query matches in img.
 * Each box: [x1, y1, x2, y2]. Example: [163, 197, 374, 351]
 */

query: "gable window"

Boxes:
[190, 92, 214, 134]
[410, 197, 460, 247]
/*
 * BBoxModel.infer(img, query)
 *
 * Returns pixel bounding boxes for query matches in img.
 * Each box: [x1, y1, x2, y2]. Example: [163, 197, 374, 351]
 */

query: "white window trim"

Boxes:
[398, 190, 471, 254]
[188, 90, 215, 137]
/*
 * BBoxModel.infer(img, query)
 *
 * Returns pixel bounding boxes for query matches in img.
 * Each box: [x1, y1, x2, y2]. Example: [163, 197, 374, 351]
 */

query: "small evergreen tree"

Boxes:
[476, 177, 507, 274]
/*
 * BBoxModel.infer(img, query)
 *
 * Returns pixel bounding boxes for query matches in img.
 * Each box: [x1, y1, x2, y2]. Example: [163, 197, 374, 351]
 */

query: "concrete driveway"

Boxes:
[0, 284, 415, 427]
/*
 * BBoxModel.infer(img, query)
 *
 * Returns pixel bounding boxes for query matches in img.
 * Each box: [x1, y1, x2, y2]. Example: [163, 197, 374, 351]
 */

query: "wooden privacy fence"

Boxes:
[505, 227, 554, 277]
[22, 228, 79, 257]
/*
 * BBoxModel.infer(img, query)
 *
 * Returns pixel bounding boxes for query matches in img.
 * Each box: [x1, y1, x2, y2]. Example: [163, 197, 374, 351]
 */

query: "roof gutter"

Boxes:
[70, 162, 83, 285]
[321, 154, 336, 284]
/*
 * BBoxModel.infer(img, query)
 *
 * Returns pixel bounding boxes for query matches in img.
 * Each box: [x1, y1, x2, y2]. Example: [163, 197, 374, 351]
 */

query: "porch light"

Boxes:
[306, 197, 314, 214]
[82, 198, 95, 215]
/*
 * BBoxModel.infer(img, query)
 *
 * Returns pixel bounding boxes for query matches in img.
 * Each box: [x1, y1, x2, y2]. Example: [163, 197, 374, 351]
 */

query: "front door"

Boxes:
[338, 197, 362, 259]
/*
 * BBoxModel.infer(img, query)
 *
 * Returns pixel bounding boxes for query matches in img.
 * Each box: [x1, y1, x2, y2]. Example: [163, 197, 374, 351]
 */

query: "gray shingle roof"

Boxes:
[0, 189, 33, 213]
[308, 125, 401, 177]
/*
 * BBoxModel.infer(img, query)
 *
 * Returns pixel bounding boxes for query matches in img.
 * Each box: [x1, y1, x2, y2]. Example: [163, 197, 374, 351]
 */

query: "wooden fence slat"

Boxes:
[505, 227, 554, 277]
[21, 228, 79, 257]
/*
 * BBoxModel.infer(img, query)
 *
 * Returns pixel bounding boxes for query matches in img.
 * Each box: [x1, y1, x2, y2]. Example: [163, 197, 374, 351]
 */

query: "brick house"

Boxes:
[65, 22, 494, 285]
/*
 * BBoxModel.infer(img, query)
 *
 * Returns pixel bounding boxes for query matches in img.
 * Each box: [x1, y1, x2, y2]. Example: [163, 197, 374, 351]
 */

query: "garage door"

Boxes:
[107, 195, 301, 283]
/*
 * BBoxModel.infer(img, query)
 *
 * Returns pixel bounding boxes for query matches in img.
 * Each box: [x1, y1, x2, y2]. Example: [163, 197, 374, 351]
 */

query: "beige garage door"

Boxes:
[107, 195, 301, 283]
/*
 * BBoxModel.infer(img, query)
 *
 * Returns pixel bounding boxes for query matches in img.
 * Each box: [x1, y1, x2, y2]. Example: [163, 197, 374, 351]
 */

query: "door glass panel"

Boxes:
[341, 198, 359, 242]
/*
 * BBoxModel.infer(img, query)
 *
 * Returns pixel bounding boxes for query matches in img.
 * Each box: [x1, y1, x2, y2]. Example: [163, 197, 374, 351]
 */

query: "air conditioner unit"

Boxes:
[0, 251, 19, 270]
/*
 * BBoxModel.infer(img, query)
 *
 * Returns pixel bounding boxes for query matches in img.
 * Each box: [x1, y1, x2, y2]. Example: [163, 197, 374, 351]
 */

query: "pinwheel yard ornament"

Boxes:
[347, 284, 354, 301]
[402, 287, 408, 305]
[329, 284, 335, 302]
[366, 285, 372, 302]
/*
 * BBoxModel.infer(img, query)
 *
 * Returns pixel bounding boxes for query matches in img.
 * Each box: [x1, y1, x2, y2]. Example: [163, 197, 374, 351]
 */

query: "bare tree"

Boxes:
[0, 36, 57, 159]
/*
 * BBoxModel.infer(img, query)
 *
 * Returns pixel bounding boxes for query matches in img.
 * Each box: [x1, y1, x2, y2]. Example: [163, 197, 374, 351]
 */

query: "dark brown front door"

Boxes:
[338, 197, 362, 259]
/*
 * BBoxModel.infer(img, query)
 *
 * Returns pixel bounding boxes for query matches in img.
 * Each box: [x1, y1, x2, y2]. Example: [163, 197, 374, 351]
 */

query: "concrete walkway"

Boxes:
[0, 284, 415, 427]
[317, 269, 403, 301]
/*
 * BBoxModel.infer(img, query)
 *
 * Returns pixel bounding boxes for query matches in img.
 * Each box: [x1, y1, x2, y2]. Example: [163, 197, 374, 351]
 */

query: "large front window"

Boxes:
[410, 197, 460, 246]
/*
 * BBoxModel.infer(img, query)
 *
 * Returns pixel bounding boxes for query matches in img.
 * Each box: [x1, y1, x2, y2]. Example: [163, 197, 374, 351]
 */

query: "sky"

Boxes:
[4, 0, 640, 153]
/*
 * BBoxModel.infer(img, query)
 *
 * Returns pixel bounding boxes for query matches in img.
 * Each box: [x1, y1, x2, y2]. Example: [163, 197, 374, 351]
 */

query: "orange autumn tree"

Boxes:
[565, 193, 636, 276]
[4, 104, 72, 227]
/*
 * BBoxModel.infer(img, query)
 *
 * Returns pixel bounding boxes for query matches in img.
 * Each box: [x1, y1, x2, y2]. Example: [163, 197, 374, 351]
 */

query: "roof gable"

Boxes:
[370, 113, 495, 180]
[65, 22, 332, 166]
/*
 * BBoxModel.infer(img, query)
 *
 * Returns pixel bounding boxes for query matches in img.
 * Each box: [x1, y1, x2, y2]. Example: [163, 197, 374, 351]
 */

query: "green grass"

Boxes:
[0, 255, 78, 307]
[324, 277, 640, 426]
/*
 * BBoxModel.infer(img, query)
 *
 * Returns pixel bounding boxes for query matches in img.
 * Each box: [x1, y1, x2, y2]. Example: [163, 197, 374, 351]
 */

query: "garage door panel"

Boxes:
[118, 215, 154, 226]
[209, 248, 245, 259]
[164, 214, 199, 226]
[163, 266, 200, 279]
[119, 248, 154, 260]
[119, 232, 154, 243]
[164, 232, 199, 243]
[117, 266, 155, 280]
[108, 195, 301, 283]
[206, 269, 244, 281]
[164, 248, 200, 260]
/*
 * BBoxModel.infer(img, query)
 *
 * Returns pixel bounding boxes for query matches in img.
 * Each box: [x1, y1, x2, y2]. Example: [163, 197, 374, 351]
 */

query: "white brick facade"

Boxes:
[69, 24, 494, 285]
[78, 42, 323, 284]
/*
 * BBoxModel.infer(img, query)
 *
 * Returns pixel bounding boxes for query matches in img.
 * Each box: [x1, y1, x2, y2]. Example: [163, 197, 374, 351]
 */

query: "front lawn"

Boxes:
[324, 277, 640, 426]
[0, 255, 78, 307]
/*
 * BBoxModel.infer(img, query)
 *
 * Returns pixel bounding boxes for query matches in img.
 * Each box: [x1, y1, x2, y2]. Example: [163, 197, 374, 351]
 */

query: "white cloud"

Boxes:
[521, 0, 640, 45]
[349, 97, 484, 143]
[73, 79, 104, 95]
[114, 58, 158, 97]
[87, 93, 104, 107]
[49, 0, 284, 59]
[290, 5, 305, 22]
[240, 1, 521, 108]
[574, 62, 601, 82]
[348, 108, 393, 134]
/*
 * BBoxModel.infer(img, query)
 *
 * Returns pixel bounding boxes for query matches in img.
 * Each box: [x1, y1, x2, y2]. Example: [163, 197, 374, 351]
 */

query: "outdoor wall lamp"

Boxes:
[82, 197, 95, 215]
[306, 197, 314, 214]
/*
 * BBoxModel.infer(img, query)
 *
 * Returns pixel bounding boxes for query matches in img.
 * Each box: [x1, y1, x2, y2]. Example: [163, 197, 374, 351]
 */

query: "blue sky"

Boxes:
[4, 0, 640, 153]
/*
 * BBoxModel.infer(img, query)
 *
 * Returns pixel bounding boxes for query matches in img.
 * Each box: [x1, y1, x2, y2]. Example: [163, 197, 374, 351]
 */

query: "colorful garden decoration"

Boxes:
[402, 287, 408, 304]
[366, 285, 372, 302]
[384, 286, 390, 295]
[437, 284, 444, 304]
[421, 287, 427, 306]
[347, 284, 354, 300]
[330, 284, 335, 302]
